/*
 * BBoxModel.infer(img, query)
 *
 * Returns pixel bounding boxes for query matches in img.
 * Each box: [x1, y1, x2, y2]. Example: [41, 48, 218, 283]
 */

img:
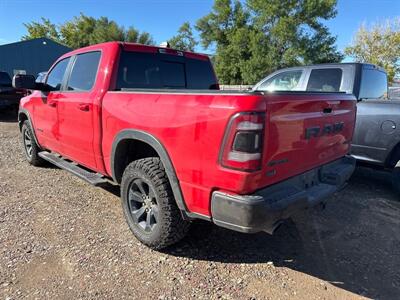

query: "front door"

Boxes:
[57, 51, 101, 170]
[33, 57, 71, 153]
[351, 66, 396, 165]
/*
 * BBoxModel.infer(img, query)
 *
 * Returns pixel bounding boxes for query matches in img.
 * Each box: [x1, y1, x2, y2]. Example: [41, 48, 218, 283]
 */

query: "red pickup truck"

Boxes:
[13, 42, 356, 249]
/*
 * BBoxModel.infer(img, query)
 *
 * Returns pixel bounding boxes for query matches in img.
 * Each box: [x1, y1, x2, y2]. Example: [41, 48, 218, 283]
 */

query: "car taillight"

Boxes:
[220, 112, 265, 171]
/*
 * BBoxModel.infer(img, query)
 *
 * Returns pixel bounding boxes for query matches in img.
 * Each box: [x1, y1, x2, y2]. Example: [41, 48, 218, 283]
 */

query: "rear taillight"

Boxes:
[220, 112, 265, 171]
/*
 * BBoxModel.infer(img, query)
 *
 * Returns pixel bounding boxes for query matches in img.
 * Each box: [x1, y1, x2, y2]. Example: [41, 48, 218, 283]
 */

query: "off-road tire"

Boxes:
[121, 157, 190, 249]
[21, 121, 44, 166]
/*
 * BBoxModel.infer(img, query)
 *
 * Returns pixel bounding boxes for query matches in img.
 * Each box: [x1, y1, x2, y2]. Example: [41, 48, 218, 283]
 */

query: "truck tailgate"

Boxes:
[261, 92, 356, 186]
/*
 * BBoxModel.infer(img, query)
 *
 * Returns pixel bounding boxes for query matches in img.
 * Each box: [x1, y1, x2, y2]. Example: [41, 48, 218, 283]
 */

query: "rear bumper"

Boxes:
[211, 156, 355, 234]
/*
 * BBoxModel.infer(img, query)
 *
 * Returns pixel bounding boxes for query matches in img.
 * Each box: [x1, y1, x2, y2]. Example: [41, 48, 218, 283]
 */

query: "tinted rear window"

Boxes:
[359, 68, 387, 99]
[159, 61, 185, 88]
[116, 51, 217, 90]
[0, 72, 11, 86]
[306, 68, 342, 92]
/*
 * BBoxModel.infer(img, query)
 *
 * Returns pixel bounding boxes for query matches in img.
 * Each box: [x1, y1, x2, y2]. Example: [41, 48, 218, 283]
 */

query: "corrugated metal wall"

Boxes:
[0, 38, 71, 78]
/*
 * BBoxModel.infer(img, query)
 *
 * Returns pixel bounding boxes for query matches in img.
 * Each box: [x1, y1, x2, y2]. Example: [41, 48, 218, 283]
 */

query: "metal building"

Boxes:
[0, 38, 71, 78]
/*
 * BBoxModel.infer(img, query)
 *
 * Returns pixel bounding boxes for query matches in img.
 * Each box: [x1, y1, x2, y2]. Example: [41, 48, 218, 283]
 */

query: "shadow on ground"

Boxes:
[160, 167, 400, 299]
[5, 108, 397, 298]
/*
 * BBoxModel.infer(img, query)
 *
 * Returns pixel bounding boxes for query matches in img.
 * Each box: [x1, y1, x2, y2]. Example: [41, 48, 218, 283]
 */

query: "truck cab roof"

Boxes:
[269, 62, 384, 72]
[58, 41, 210, 63]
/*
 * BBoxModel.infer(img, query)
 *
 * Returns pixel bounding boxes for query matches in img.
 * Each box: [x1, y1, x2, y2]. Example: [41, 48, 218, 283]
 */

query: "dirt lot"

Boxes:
[0, 110, 399, 300]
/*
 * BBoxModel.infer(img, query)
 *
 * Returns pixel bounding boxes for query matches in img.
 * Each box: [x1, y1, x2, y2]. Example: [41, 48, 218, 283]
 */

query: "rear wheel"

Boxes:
[121, 157, 190, 249]
[21, 121, 44, 166]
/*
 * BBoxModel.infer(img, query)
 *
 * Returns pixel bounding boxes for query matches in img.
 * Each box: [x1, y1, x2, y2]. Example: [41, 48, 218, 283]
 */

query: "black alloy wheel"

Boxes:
[127, 178, 159, 233]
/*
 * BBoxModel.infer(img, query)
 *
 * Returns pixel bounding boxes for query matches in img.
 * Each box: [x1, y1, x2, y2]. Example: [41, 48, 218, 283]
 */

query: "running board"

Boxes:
[38, 151, 108, 186]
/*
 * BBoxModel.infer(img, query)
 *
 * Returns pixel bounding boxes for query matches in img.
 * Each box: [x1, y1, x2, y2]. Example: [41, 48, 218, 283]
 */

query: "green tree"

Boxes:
[60, 14, 154, 48]
[196, 0, 342, 84]
[22, 18, 60, 42]
[168, 22, 197, 51]
[245, 0, 343, 84]
[59, 14, 98, 49]
[132, 31, 154, 45]
[90, 16, 125, 45]
[22, 14, 154, 49]
[345, 19, 400, 84]
[196, 0, 251, 84]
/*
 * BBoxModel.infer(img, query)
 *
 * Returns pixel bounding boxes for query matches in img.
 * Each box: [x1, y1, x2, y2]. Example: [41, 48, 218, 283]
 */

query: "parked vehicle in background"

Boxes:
[253, 63, 400, 194]
[14, 42, 356, 249]
[0, 71, 26, 111]
[253, 63, 365, 94]
[389, 87, 400, 100]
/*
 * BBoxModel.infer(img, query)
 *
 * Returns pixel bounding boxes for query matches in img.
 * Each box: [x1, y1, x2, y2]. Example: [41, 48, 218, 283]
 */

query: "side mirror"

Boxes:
[13, 74, 51, 91]
[13, 74, 37, 90]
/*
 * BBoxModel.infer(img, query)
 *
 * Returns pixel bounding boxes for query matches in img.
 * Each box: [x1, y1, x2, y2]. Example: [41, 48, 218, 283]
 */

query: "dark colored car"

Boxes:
[0, 71, 26, 111]
[254, 63, 400, 194]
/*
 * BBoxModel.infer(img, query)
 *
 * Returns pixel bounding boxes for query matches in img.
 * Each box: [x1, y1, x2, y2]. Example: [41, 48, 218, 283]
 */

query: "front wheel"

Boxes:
[21, 121, 44, 166]
[121, 157, 190, 249]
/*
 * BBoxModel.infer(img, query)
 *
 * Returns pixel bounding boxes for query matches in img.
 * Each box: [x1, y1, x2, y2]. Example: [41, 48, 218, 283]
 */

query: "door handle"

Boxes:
[48, 101, 57, 107]
[323, 107, 332, 114]
[78, 103, 90, 112]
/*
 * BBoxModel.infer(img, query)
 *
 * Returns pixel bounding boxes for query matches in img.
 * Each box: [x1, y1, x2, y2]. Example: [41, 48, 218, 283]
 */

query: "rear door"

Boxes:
[57, 51, 101, 169]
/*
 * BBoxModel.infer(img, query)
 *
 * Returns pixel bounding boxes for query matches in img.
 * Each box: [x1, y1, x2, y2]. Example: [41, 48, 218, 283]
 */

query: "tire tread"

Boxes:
[121, 157, 190, 249]
[21, 121, 44, 166]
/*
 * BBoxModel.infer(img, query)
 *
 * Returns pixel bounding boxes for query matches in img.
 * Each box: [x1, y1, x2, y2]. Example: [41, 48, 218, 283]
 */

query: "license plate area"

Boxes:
[300, 169, 319, 189]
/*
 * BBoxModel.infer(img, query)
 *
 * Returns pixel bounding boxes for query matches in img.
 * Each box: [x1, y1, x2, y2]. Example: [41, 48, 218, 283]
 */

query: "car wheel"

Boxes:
[121, 157, 190, 249]
[21, 121, 44, 166]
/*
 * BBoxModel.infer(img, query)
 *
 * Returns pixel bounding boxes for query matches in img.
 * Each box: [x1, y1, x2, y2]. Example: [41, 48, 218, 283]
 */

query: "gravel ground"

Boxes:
[1, 110, 399, 300]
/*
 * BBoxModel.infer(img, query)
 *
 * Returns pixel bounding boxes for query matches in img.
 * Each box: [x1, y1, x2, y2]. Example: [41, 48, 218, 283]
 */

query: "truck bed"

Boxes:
[101, 90, 356, 215]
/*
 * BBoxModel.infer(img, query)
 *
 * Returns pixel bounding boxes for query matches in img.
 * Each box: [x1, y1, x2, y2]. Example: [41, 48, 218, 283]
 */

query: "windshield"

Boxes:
[256, 70, 303, 91]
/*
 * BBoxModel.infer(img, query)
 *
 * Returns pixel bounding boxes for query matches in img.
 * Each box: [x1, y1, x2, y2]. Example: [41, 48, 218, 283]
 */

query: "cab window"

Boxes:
[306, 68, 342, 92]
[46, 58, 70, 91]
[258, 71, 302, 91]
[116, 51, 218, 90]
[359, 68, 388, 100]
